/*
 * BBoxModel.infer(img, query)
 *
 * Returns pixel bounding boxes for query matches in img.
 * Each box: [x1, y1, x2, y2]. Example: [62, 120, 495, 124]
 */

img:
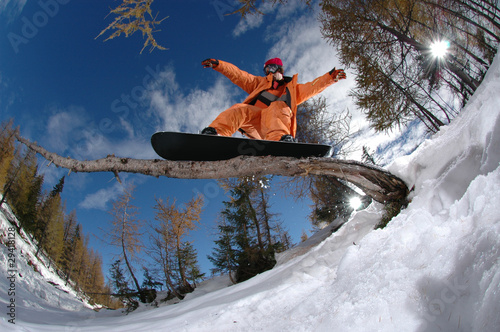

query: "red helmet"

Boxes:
[263, 58, 283, 75]
[264, 58, 283, 67]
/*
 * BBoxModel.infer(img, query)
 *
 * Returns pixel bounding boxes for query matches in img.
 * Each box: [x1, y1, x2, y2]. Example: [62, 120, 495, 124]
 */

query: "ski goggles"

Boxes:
[264, 63, 283, 75]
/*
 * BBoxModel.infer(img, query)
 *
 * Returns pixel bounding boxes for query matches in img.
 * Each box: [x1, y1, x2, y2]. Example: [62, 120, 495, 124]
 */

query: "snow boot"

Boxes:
[279, 134, 297, 142]
[201, 127, 218, 135]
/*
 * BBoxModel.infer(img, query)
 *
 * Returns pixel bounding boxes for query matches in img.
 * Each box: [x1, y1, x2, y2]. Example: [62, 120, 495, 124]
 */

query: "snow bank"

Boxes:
[2, 53, 500, 332]
[0, 198, 98, 329]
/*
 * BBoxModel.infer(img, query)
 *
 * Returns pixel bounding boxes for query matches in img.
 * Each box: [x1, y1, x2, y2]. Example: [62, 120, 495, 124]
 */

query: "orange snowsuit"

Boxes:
[208, 60, 339, 141]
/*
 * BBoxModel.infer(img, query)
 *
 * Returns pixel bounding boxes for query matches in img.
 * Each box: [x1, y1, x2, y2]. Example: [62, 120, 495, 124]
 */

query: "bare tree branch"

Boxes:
[15, 133, 409, 204]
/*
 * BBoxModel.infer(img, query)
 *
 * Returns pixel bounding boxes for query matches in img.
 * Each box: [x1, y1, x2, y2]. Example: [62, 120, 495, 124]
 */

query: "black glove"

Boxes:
[202, 59, 219, 68]
[329, 67, 346, 82]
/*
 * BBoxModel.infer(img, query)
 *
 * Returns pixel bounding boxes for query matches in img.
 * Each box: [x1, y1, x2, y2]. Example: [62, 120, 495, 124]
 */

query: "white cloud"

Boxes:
[79, 181, 126, 210]
[233, 11, 265, 37]
[232, 0, 308, 37]
[147, 67, 239, 134]
[42, 103, 158, 160]
[45, 106, 89, 152]
[0, 0, 27, 22]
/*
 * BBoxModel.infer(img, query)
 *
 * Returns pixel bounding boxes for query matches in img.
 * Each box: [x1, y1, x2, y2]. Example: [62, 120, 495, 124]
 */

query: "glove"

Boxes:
[329, 67, 346, 82]
[202, 58, 219, 68]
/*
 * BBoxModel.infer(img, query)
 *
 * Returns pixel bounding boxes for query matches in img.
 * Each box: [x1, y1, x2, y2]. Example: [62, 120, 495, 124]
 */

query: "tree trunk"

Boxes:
[15, 133, 409, 204]
[121, 228, 141, 295]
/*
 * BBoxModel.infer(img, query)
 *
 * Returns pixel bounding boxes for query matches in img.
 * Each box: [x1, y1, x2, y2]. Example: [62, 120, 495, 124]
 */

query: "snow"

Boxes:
[2, 53, 500, 332]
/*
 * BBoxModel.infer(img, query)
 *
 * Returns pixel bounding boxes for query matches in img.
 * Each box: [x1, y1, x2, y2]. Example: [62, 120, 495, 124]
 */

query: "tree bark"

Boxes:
[16, 133, 409, 204]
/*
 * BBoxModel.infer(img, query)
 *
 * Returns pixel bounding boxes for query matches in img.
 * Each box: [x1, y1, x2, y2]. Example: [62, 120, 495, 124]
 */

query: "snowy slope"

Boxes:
[0, 199, 100, 328]
[2, 52, 500, 331]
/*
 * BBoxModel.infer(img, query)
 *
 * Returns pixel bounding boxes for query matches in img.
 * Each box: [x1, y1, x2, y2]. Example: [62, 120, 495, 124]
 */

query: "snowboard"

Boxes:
[151, 132, 333, 161]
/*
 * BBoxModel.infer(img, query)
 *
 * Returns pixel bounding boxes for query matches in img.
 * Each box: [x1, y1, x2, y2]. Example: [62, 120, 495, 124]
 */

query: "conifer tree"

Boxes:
[109, 259, 136, 308]
[97, 0, 167, 53]
[60, 223, 83, 284]
[141, 267, 163, 291]
[212, 177, 284, 282]
[35, 176, 66, 262]
[319, 0, 498, 132]
[0, 120, 16, 190]
[86, 250, 107, 305]
[0, 123, 116, 307]
[148, 217, 181, 298]
[180, 242, 205, 288]
[150, 194, 204, 297]
[309, 176, 361, 227]
[106, 185, 144, 301]
[208, 221, 237, 284]
[74, 233, 91, 290]
[4, 150, 43, 233]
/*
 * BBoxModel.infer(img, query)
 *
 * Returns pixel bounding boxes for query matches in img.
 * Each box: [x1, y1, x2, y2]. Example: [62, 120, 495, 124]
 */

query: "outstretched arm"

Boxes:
[201, 59, 263, 94]
[296, 68, 346, 105]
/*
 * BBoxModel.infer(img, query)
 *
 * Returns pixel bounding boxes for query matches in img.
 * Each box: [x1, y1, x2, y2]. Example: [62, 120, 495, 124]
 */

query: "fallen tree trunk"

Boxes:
[16, 133, 409, 204]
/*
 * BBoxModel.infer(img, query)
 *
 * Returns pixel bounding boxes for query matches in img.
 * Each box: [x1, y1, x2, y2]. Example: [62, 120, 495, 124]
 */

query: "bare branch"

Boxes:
[15, 133, 408, 204]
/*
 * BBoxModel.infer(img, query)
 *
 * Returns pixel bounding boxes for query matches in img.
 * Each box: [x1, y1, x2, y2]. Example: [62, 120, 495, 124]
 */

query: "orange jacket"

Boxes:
[214, 60, 337, 137]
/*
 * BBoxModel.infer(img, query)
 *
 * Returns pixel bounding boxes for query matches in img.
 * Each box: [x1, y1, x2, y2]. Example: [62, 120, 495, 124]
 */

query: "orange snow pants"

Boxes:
[208, 101, 292, 141]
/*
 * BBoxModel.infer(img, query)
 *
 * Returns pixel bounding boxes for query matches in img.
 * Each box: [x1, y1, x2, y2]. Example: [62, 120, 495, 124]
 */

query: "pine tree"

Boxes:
[309, 176, 359, 227]
[180, 242, 205, 288]
[0, 129, 115, 307]
[362, 146, 377, 165]
[212, 177, 282, 283]
[141, 267, 163, 290]
[208, 221, 237, 284]
[109, 259, 136, 309]
[74, 234, 91, 291]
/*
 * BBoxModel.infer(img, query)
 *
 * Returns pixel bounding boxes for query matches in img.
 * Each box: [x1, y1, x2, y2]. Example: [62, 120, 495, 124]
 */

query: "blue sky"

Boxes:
[0, 0, 393, 277]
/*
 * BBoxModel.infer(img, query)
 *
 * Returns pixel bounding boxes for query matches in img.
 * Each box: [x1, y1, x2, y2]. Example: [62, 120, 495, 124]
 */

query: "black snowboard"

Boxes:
[151, 132, 332, 161]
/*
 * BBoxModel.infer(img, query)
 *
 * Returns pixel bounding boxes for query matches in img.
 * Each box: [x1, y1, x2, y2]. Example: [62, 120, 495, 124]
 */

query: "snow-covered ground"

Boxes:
[0, 199, 100, 328]
[2, 52, 500, 331]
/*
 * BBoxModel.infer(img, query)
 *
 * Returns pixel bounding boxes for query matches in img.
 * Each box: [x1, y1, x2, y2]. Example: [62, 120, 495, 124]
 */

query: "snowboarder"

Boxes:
[200, 57, 346, 142]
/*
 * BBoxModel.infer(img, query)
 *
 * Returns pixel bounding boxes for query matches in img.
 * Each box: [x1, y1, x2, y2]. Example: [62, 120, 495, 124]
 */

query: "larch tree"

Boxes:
[151, 194, 204, 297]
[96, 0, 167, 53]
[319, 0, 498, 132]
[35, 176, 66, 262]
[4, 149, 43, 234]
[233, 0, 498, 132]
[0, 120, 16, 189]
[148, 215, 181, 299]
[106, 185, 145, 301]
